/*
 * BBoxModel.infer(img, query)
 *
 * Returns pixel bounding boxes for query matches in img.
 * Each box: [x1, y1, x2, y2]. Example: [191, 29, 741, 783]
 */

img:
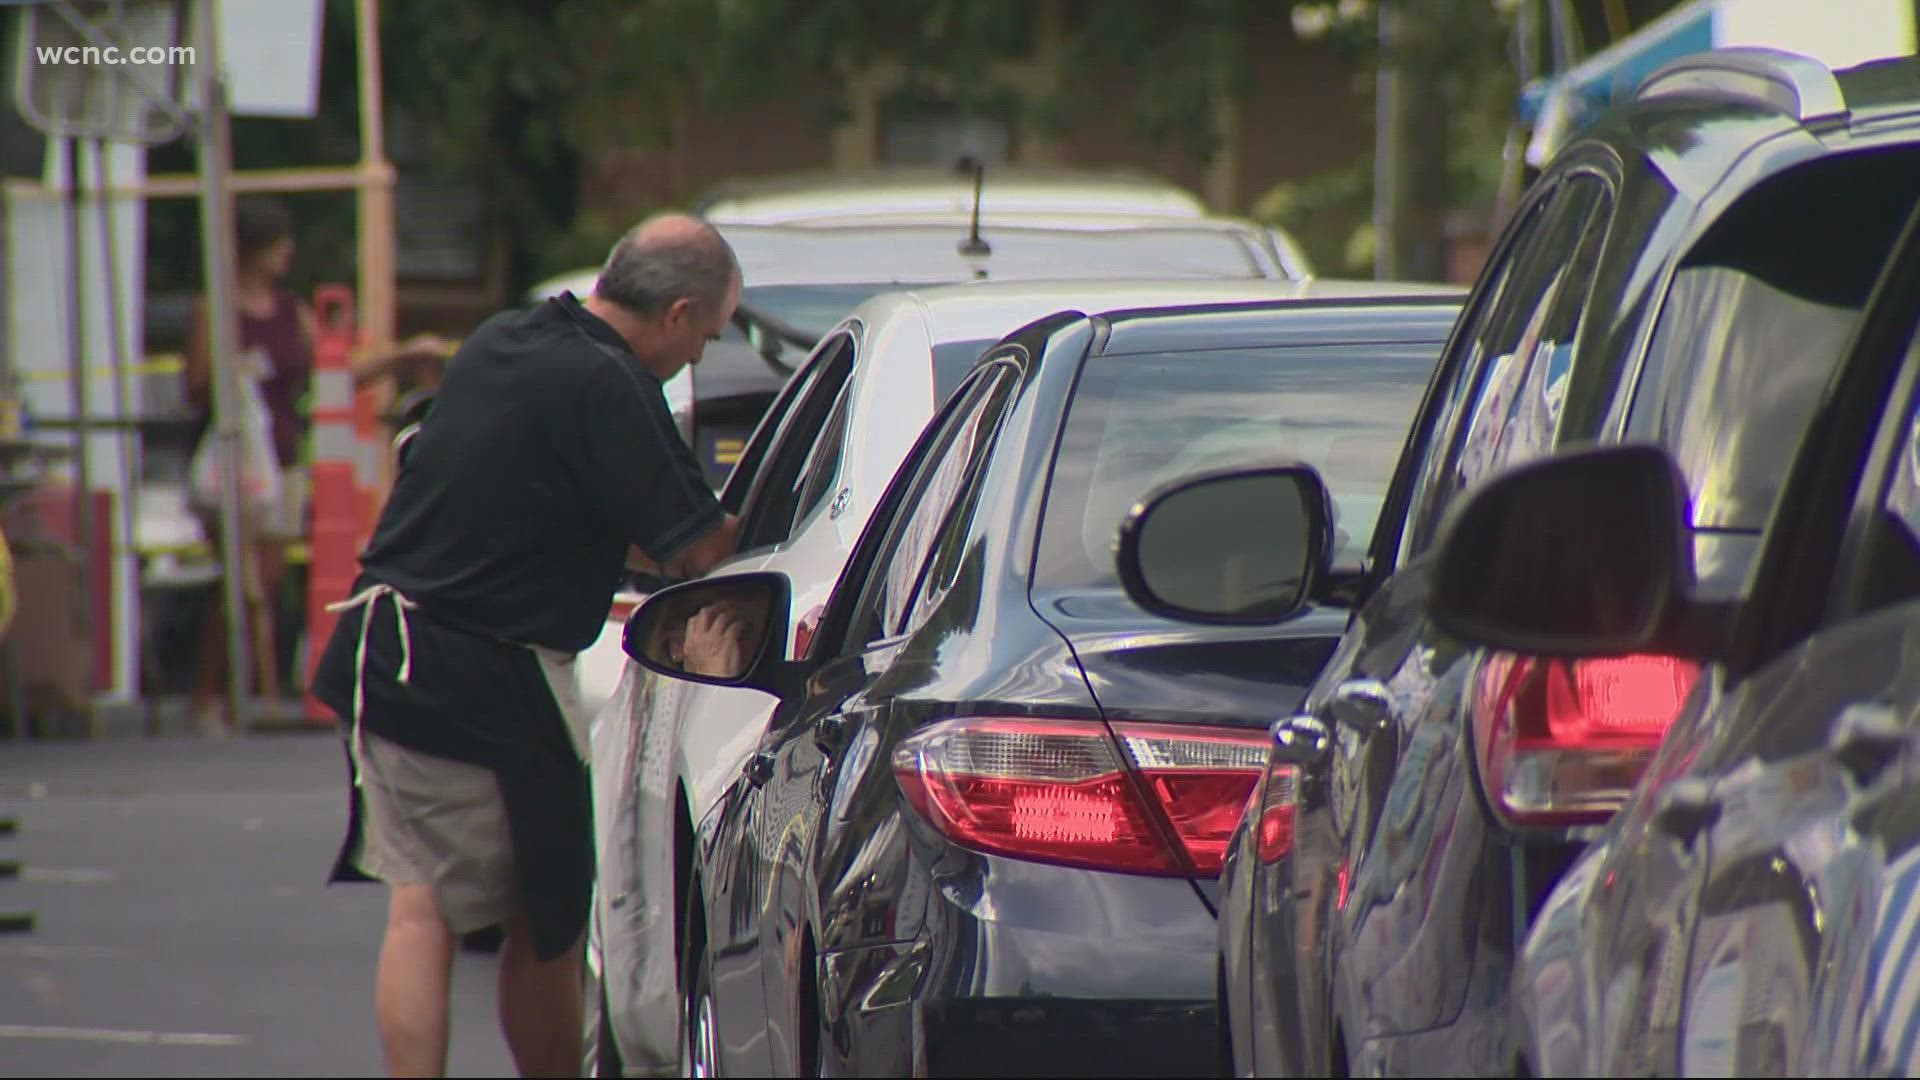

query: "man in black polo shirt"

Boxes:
[313, 213, 744, 1077]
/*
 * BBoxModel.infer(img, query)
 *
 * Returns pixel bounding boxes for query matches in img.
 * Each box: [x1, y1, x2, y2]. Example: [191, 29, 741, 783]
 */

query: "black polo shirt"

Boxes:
[358, 291, 721, 654]
[312, 292, 720, 961]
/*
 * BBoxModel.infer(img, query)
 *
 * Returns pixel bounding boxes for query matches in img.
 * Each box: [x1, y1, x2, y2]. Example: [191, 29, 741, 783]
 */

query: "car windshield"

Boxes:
[1036, 341, 1441, 592]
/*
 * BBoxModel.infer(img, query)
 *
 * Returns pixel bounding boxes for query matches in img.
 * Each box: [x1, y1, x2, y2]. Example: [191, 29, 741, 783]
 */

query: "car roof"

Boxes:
[1568, 51, 1920, 202]
[1097, 292, 1466, 356]
[695, 167, 1211, 223]
[526, 220, 1293, 303]
[857, 277, 1464, 346]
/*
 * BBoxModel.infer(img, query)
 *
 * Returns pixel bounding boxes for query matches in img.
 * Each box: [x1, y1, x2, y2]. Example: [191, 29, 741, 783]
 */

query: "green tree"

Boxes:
[156, 0, 1515, 296]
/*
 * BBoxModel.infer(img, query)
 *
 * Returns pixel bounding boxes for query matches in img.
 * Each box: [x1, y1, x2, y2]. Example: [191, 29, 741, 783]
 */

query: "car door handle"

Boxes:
[1830, 702, 1906, 788]
[745, 751, 776, 789]
[1652, 778, 1721, 847]
[1329, 678, 1393, 736]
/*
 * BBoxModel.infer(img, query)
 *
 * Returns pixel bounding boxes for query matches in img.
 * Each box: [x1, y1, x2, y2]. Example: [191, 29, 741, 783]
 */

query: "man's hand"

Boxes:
[663, 514, 742, 579]
[680, 603, 751, 678]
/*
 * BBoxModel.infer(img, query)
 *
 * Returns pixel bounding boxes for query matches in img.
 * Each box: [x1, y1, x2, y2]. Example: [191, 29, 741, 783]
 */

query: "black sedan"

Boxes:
[620, 287, 1461, 1076]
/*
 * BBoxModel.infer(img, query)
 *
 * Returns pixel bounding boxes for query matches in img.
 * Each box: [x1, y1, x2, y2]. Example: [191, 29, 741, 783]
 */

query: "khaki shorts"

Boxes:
[353, 731, 513, 934]
[347, 649, 584, 934]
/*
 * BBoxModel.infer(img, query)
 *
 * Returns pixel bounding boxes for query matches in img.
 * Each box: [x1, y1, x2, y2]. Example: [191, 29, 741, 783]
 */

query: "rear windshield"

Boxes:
[1035, 342, 1442, 591]
[1627, 145, 1920, 530]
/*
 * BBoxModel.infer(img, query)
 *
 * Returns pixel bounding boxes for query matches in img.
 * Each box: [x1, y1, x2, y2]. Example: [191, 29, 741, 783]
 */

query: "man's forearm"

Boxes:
[626, 546, 664, 574]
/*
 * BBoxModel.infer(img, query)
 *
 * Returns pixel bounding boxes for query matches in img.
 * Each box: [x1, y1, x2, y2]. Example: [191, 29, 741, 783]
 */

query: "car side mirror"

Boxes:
[1116, 464, 1335, 625]
[622, 571, 808, 698]
[1428, 444, 1711, 657]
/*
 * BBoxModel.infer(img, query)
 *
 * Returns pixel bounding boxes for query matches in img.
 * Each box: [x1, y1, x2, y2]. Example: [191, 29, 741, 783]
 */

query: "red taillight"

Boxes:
[792, 604, 824, 661]
[1472, 652, 1701, 828]
[1254, 756, 1297, 864]
[892, 717, 1267, 877]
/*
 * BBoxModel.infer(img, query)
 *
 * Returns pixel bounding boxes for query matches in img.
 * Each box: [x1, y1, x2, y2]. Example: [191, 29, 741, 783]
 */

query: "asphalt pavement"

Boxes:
[0, 728, 516, 1077]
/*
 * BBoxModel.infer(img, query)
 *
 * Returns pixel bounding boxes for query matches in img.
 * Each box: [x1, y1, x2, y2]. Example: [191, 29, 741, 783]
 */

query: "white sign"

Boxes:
[215, 0, 323, 118]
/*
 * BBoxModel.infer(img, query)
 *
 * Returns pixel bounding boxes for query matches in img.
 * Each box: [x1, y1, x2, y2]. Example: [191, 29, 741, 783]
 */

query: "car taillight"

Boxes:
[1471, 652, 1701, 828]
[1254, 755, 1297, 865]
[892, 717, 1267, 878]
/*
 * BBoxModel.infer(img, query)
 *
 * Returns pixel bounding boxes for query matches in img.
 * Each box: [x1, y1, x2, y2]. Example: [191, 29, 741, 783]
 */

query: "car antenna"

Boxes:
[957, 154, 991, 259]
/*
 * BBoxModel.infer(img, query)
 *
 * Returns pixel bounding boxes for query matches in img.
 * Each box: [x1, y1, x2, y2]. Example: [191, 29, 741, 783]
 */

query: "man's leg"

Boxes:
[378, 883, 457, 1077]
[498, 899, 583, 1078]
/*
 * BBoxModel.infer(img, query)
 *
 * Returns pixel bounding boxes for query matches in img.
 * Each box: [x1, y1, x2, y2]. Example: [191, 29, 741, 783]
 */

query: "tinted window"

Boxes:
[737, 337, 856, 549]
[1400, 187, 1558, 561]
[720, 333, 847, 513]
[932, 338, 998, 402]
[1036, 341, 1442, 592]
[1408, 175, 1610, 553]
[1627, 146, 1920, 531]
[741, 283, 892, 343]
[843, 364, 1021, 648]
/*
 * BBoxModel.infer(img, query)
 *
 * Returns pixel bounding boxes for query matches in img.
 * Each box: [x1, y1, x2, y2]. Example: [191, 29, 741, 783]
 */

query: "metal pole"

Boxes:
[61, 137, 94, 648]
[356, 0, 394, 347]
[93, 137, 141, 710]
[1373, 0, 1401, 281]
[193, 0, 252, 734]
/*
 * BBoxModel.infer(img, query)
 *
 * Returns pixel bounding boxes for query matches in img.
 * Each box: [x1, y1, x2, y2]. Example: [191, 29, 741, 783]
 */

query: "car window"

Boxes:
[1626, 145, 1920, 532]
[932, 338, 999, 404]
[1397, 177, 1589, 557]
[1850, 330, 1920, 617]
[1035, 341, 1441, 592]
[737, 335, 857, 550]
[840, 361, 1022, 650]
[720, 332, 846, 513]
[790, 381, 853, 531]
[1406, 173, 1610, 555]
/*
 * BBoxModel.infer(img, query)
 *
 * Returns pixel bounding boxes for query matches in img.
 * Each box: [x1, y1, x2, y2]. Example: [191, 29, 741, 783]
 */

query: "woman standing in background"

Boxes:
[182, 196, 312, 737]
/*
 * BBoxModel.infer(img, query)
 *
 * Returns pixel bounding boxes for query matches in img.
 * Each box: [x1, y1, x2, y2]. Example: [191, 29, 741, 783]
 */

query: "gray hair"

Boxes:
[593, 215, 740, 317]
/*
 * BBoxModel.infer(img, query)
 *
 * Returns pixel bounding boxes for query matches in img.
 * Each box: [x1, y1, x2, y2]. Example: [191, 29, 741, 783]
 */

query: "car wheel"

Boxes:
[680, 886, 718, 1078]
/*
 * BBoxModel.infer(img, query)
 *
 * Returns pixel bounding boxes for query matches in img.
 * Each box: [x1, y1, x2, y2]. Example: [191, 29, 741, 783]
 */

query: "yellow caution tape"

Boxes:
[18, 353, 184, 383]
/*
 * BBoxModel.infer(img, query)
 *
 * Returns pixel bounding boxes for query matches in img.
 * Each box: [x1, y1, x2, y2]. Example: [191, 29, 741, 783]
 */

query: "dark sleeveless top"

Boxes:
[192, 290, 312, 468]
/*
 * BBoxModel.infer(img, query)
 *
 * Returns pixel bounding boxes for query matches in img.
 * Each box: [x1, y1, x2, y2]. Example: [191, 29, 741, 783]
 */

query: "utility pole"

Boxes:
[1373, 0, 1450, 282]
[193, 0, 253, 733]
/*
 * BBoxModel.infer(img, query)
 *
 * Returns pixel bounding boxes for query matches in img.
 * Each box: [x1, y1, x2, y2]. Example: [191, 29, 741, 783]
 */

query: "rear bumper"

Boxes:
[918, 997, 1217, 1077]
[822, 853, 1223, 1077]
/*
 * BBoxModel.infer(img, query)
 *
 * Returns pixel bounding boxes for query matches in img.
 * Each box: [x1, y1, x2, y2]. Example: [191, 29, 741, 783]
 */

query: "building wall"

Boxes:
[575, 6, 1371, 222]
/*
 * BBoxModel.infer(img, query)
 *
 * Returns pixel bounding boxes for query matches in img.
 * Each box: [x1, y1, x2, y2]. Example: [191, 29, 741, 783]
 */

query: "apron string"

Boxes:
[324, 583, 418, 788]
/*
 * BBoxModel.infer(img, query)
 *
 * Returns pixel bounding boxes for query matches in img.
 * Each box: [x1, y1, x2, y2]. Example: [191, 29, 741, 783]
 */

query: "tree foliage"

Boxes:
[150, 0, 1526, 297]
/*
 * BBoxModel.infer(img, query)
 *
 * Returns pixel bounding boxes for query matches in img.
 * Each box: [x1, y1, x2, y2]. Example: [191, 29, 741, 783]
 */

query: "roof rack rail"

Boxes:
[1635, 46, 1849, 126]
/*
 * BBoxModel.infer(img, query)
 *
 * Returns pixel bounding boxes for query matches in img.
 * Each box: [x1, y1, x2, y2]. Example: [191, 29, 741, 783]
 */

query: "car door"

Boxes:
[607, 331, 862, 1075]
[703, 359, 1023, 1074]
[757, 357, 1022, 1073]
[666, 332, 863, 819]
[1665, 242, 1920, 1078]
[1283, 170, 1613, 1059]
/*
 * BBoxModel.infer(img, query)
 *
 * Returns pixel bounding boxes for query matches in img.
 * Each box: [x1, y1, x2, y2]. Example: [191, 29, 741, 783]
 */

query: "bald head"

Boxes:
[586, 213, 743, 381]
[593, 213, 740, 318]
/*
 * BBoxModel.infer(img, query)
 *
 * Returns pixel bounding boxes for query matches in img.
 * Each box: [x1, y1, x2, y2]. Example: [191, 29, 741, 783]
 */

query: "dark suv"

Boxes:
[1117, 47, 1920, 1077]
